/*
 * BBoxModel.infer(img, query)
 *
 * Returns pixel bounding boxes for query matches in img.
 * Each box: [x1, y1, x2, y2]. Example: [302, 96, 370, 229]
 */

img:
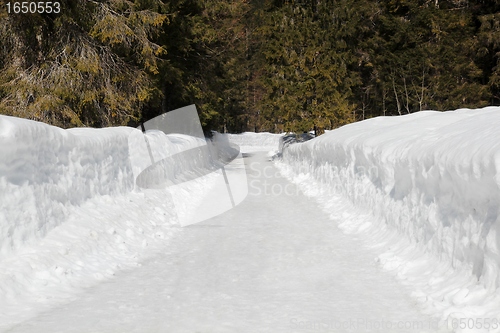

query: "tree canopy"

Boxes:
[1, 0, 499, 133]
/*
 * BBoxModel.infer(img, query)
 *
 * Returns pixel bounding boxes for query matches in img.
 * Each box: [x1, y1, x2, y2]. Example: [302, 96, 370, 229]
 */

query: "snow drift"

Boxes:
[0, 118, 133, 257]
[0, 116, 216, 257]
[0, 115, 223, 328]
[278, 107, 500, 324]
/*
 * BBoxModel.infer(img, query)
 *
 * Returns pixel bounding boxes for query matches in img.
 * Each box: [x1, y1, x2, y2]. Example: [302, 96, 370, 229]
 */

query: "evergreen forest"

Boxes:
[1, 0, 500, 133]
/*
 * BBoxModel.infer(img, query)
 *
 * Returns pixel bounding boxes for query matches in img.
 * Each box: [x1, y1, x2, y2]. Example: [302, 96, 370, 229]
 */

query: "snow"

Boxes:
[277, 107, 500, 330]
[0, 118, 133, 258]
[4, 152, 441, 333]
[0, 115, 220, 329]
[222, 131, 282, 153]
[2, 107, 500, 332]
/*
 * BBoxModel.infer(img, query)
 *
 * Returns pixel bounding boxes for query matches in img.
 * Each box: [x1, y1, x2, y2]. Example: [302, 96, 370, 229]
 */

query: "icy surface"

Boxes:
[278, 107, 500, 327]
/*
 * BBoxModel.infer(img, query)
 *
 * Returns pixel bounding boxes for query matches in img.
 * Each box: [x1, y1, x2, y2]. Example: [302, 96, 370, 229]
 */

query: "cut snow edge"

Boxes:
[277, 107, 500, 330]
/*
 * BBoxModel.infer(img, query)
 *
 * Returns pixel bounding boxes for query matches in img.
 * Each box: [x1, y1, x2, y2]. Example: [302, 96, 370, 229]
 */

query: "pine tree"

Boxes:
[256, 0, 358, 133]
[1, 0, 499, 132]
[476, 1, 500, 104]
[0, 0, 168, 127]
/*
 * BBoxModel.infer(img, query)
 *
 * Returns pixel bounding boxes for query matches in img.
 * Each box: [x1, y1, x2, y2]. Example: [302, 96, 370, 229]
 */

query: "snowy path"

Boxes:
[7, 152, 443, 333]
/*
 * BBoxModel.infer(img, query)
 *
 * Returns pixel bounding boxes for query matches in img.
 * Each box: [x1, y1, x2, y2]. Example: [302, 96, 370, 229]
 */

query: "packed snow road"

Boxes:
[6, 152, 445, 333]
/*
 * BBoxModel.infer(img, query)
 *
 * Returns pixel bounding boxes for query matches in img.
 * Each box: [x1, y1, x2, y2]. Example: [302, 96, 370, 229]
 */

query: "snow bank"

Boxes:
[223, 132, 281, 152]
[0, 117, 134, 257]
[0, 117, 212, 257]
[278, 107, 500, 326]
[0, 116, 219, 329]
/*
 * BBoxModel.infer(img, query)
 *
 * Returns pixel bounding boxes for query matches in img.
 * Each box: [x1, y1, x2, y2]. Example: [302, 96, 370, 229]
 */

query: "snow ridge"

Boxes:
[0, 116, 219, 329]
[278, 107, 500, 325]
[0, 117, 134, 257]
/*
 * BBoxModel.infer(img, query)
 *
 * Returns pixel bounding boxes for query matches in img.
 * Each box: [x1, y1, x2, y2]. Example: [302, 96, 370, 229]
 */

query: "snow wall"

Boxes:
[0, 115, 232, 327]
[0, 116, 217, 258]
[0, 118, 131, 257]
[280, 107, 500, 318]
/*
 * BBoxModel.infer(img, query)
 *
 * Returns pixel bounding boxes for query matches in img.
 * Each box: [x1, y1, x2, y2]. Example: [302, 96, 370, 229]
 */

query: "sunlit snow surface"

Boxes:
[277, 107, 500, 331]
[4, 152, 441, 333]
[0, 116, 221, 329]
[224, 131, 281, 153]
[0, 108, 499, 332]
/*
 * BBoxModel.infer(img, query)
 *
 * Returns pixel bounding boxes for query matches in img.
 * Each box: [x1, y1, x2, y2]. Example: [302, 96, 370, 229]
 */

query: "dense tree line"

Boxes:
[1, 0, 500, 133]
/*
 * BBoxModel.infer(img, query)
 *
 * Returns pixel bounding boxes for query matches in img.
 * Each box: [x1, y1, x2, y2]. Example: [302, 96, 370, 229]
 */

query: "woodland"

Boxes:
[1, 0, 500, 133]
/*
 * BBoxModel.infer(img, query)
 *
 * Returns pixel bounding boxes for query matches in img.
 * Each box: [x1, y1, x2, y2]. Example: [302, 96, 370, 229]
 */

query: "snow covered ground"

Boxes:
[1, 107, 499, 332]
[0, 116, 221, 329]
[278, 107, 500, 331]
[4, 152, 441, 333]
[222, 132, 281, 153]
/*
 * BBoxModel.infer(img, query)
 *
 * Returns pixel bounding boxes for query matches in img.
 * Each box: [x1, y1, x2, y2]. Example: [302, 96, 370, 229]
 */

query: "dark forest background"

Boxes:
[1, 0, 500, 133]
